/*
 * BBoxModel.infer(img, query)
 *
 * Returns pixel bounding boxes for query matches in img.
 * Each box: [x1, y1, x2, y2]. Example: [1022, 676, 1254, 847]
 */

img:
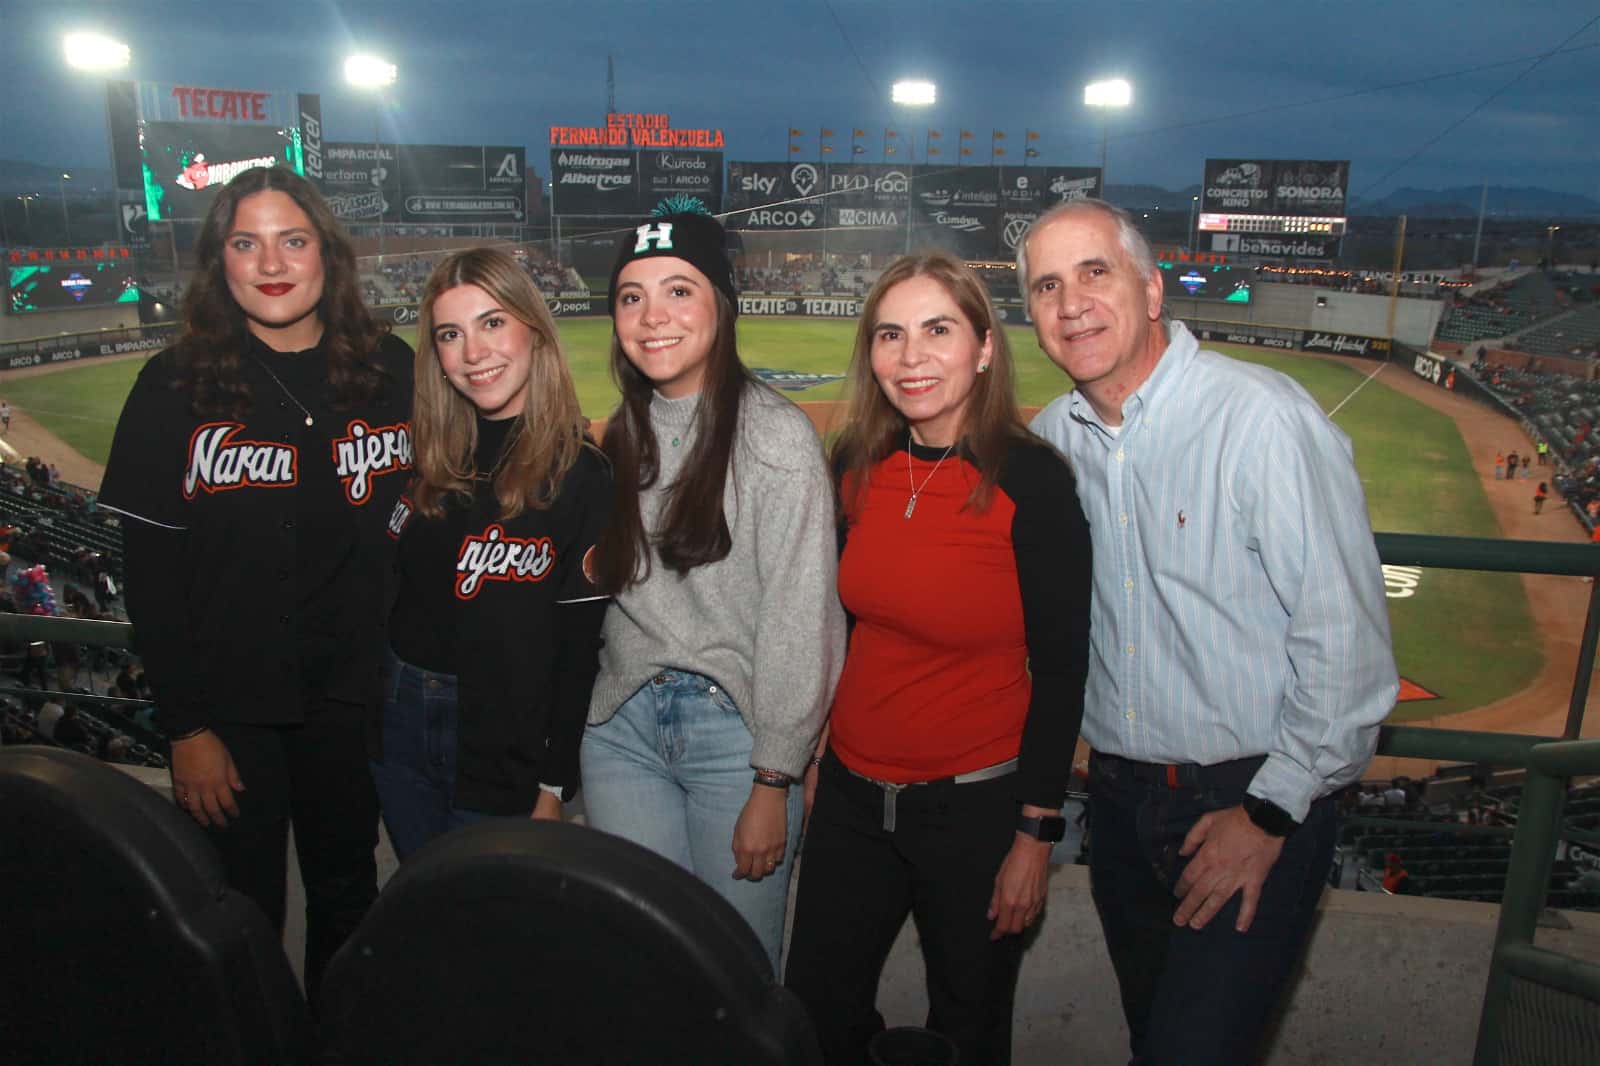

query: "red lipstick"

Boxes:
[256, 283, 295, 297]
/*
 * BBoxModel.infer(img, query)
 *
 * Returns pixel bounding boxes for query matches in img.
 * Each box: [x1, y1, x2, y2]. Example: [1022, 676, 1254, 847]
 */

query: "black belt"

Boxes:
[1090, 751, 1267, 791]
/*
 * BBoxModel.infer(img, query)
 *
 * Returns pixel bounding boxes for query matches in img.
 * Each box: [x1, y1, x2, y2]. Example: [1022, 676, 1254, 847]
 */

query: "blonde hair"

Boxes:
[412, 247, 588, 519]
[831, 249, 1028, 518]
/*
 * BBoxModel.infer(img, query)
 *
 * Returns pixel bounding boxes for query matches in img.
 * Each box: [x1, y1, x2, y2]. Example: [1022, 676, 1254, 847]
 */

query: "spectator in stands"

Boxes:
[1384, 779, 1409, 809]
[114, 662, 140, 700]
[52, 704, 89, 748]
[97, 166, 414, 1008]
[370, 247, 611, 860]
[1023, 199, 1399, 1066]
[1382, 852, 1411, 895]
[785, 251, 1091, 1065]
[35, 694, 64, 738]
[582, 209, 845, 971]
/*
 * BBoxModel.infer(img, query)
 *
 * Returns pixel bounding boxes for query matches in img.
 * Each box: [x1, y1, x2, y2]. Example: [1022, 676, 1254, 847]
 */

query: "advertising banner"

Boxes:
[1300, 330, 1390, 357]
[1202, 159, 1348, 219]
[296, 94, 324, 184]
[638, 150, 723, 214]
[550, 148, 638, 215]
[397, 145, 526, 191]
[725, 161, 823, 228]
[7, 261, 141, 314]
[3, 328, 174, 369]
[823, 163, 913, 210]
[1193, 327, 1296, 350]
[1210, 233, 1340, 259]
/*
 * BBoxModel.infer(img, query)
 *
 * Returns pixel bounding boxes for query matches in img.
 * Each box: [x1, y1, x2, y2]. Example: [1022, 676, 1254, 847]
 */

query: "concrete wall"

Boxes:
[0, 305, 141, 344]
[1166, 282, 1446, 349]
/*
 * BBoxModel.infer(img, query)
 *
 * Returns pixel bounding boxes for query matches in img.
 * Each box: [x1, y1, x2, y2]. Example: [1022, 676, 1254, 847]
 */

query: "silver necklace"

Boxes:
[904, 435, 956, 519]
[249, 354, 315, 427]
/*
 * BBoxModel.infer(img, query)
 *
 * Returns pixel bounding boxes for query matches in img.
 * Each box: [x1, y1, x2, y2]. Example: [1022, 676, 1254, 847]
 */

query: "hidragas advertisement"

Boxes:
[141, 121, 301, 221]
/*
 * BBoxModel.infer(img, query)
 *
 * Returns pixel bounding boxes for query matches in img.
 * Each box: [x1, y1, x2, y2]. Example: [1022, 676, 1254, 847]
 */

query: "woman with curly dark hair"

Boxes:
[100, 165, 414, 1006]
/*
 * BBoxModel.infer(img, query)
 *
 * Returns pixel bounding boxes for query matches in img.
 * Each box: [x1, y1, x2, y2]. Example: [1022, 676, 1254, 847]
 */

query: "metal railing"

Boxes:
[1, 530, 1598, 1062]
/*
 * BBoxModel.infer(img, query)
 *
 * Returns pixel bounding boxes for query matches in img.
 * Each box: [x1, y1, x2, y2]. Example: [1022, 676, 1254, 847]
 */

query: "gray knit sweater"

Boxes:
[587, 382, 847, 777]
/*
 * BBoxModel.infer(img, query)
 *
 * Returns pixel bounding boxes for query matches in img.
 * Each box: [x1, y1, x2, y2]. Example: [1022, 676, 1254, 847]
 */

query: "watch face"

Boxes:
[1023, 816, 1067, 843]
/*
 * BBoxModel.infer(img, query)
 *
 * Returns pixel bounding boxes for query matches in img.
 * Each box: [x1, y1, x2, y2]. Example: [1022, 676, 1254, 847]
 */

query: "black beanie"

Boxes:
[607, 210, 738, 317]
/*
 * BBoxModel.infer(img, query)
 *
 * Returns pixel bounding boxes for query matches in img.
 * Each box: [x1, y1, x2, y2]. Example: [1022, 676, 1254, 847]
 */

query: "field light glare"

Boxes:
[891, 80, 937, 106]
[344, 54, 398, 89]
[1084, 79, 1132, 108]
[63, 32, 131, 72]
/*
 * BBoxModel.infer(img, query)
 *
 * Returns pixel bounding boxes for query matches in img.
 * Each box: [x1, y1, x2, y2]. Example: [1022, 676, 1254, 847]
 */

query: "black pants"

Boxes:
[785, 750, 1025, 1066]
[1088, 752, 1336, 1066]
[207, 697, 380, 1011]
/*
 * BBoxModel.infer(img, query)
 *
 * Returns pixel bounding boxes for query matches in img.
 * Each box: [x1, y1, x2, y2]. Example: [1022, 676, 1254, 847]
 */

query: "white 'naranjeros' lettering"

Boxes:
[183, 423, 297, 498]
[455, 525, 556, 599]
[332, 420, 414, 504]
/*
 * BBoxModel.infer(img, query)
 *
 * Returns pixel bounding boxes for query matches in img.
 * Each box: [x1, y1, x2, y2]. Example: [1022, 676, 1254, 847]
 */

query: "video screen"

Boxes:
[7, 261, 141, 314]
[1160, 263, 1252, 304]
[140, 121, 301, 221]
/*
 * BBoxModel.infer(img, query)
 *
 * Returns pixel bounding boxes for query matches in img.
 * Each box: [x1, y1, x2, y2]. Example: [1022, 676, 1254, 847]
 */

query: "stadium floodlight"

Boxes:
[891, 80, 937, 107]
[1084, 78, 1132, 192]
[344, 54, 398, 90]
[63, 32, 131, 72]
[1083, 79, 1132, 109]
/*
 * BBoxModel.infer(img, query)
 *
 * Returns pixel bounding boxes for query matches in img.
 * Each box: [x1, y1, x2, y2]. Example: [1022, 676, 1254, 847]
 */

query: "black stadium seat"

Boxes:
[320, 820, 821, 1066]
[0, 746, 309, 1065]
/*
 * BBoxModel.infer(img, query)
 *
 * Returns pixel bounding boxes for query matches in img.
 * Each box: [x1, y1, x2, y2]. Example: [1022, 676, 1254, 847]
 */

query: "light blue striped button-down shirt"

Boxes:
[1030, 321, 1398, 821]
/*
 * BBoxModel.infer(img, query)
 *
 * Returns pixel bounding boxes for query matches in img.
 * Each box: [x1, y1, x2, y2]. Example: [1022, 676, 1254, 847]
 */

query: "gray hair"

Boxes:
[1015, 198, 1159, 294]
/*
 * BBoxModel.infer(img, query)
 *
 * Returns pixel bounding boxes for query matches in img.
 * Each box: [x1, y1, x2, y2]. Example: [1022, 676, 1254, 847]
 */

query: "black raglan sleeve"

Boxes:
[544, 447, 614, 798]
[99, 354, 210, 738]
[1001, 439, 1093, 810]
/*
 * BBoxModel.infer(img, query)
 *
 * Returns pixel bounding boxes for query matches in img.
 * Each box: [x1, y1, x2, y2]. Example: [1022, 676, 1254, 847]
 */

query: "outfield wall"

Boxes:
[0, 305, 142, 344]
[0, 323, 176, 371]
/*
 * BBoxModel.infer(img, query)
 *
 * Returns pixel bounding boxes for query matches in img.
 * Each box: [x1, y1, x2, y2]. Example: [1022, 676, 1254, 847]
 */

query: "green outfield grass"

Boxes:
[3, 319, 1542, 722]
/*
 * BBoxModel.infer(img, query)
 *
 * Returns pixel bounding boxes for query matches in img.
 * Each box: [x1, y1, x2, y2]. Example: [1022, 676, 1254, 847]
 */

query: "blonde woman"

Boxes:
[372, 247, 612, 859]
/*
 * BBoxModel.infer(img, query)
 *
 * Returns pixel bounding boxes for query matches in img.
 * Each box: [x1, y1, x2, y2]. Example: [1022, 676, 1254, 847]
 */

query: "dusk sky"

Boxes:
[6, 0, 1597, 199]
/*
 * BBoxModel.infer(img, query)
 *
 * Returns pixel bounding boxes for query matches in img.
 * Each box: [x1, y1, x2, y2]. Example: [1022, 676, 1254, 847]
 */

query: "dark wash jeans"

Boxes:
[1088, 751, 1336, 1066]
[369, 647, 506, 862]
[785, 750, 1026, 1066]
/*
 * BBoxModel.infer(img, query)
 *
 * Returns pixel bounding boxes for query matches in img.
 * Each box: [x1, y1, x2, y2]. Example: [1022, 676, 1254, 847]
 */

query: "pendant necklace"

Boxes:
[249, 353, 316, 428]
[904, 435, 956, 519]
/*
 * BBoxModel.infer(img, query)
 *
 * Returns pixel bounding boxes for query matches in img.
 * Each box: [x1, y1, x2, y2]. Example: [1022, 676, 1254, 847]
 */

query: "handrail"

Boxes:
[3, 525, 1598, 1063]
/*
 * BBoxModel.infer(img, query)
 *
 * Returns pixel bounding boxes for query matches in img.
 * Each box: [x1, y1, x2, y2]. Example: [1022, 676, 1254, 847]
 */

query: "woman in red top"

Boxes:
[785, 250, 1092, 1065]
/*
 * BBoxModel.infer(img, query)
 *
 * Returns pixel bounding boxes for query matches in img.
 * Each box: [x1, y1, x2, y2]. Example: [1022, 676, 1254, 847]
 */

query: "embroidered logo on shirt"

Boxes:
[386, 494, 414, 540]
[455, 524, 555, 599]
[182, 422, 298, 499]
[332, 420, 414, 505]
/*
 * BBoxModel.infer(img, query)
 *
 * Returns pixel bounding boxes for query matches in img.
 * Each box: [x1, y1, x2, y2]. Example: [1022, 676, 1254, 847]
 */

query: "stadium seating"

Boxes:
[320, 819, 821, 1065]
[0, 746, 310, 1063]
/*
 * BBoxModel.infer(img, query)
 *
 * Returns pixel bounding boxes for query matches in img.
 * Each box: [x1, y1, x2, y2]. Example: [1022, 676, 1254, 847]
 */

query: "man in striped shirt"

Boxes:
[1023, 200, 1398, 1066]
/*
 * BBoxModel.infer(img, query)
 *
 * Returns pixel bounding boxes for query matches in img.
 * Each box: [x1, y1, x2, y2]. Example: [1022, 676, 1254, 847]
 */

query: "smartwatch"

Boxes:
[1017, 814, 1068, 843]
[1241, 794, 1300, 838]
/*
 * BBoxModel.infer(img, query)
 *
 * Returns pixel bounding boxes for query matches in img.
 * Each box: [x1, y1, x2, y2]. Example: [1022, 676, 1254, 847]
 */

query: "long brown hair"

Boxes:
[831, 249, 1028, 518]
[174, 166, 387, 417]
[593, 289, 752, 591]
[411, 247, 588, 519]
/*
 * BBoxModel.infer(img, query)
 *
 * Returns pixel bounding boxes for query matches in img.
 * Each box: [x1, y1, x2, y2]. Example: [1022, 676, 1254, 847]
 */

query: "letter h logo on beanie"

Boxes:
[633, 222, 674, 253]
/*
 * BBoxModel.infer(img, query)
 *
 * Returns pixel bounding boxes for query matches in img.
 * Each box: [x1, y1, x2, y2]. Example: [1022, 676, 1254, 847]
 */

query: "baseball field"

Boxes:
[0, 317, 1545, 725]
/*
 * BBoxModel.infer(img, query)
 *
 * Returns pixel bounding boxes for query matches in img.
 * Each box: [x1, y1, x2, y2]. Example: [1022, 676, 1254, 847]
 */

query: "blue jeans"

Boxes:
[1088, 752, 1336, 1066]
[369, 648, 507, 862]
[581, 670, 802, 971]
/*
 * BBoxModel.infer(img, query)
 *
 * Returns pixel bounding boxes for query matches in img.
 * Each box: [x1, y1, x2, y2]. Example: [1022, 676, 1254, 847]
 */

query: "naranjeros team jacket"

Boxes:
[99, 332, 415, 736]
[383, 423, 613, 812]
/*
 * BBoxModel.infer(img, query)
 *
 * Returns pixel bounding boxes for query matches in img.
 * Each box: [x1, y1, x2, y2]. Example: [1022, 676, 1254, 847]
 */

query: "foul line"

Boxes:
[1327, 362, 1387, 420]
[10, 406, 119, 426]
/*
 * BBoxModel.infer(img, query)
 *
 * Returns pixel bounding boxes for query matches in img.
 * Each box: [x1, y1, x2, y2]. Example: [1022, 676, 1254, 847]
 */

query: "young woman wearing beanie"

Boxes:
[582, 207, 846, 970]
